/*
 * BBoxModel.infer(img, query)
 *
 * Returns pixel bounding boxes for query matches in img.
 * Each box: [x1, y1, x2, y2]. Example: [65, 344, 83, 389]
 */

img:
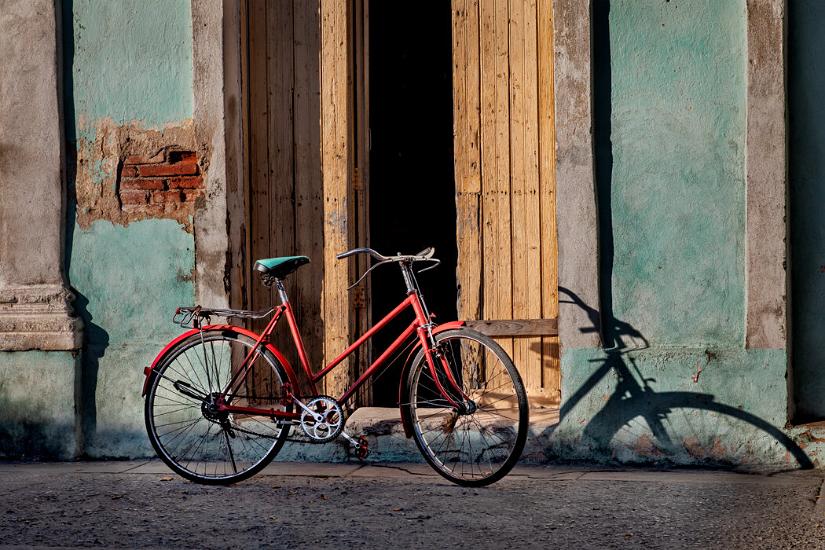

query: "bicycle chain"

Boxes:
[210, 418, 335, 444]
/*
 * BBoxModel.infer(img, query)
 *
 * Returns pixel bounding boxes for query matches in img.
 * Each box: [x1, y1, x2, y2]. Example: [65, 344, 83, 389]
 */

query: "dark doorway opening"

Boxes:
[368, 1, 457, 407]
[789, 0, 825, 423]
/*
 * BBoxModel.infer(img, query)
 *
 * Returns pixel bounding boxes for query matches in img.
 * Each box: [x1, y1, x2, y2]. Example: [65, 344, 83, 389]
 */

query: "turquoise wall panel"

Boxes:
[601, 0, 747, 347]
[64, 0, 193, 140]
[67, 219, 195, 456]
[553, 348, 804, 467]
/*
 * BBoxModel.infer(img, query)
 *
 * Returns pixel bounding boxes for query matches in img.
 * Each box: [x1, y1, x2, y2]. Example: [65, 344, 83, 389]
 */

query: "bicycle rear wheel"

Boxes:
[406, 328, 528, 486]
[144, 330, 291, 484]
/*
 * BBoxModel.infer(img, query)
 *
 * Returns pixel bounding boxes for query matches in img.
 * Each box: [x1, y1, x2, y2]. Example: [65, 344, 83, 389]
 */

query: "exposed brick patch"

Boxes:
[182, 189, 204, 203]
[121, 178, 164, 190]
[137, 161, 198, 177]
[116, 148, 204, 215]
[169, 176, 204, 189]
[121, 165, 139, 178]
[71, 119, 209, 231]
[151, 190, 183, 204]
[120, 190, 149, 205]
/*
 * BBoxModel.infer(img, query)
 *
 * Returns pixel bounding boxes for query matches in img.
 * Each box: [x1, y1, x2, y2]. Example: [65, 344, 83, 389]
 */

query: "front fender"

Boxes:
[141, 324, 300, 396]
[397, 321, 466, 437]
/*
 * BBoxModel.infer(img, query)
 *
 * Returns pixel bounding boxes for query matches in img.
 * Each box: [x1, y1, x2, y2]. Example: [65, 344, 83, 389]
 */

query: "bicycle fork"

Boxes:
[419, 324, 474, 413]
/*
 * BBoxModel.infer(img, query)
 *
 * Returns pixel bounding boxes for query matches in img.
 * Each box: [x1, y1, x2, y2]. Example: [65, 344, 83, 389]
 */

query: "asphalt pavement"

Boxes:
[1, 460, 824, 549]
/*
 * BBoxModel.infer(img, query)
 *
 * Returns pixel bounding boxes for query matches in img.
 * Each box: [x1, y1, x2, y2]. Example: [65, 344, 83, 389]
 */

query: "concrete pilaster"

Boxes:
[745, 0, 787, 350]
[0, 0, 82, 351]
[552, 0, 601, 349]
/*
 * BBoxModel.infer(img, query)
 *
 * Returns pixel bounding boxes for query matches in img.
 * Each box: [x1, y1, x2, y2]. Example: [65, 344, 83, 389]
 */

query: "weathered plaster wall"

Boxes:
[547, 1, 808, 468]
[64, 0, 196, 456]
[788, 0, 825, 422]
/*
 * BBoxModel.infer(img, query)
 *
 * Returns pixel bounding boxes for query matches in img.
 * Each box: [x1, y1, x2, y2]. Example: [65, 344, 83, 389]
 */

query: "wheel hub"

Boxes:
[456, 399, 477, 415]
[201, 393, 227, 422]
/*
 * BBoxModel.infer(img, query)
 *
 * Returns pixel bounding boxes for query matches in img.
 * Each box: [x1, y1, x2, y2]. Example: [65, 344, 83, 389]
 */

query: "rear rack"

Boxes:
[173, 305, 276, 328]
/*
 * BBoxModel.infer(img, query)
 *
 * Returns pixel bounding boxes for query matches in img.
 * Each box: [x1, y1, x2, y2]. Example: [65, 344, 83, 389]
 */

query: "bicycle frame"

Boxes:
[210, 287, 469, 421]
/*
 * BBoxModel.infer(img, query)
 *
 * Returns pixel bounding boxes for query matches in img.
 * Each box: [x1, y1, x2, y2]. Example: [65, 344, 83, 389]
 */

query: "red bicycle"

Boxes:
[141, 247, 528, 486]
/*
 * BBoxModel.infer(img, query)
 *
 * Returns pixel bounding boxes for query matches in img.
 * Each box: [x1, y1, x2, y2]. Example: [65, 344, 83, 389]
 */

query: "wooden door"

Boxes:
[452, 0, 560, 404]
[244, 0, 361, 398]
[245, 0, 324, 382]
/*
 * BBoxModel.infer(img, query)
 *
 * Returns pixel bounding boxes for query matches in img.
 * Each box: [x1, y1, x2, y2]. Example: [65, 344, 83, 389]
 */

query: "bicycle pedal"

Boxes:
[356, 435, 369, 460]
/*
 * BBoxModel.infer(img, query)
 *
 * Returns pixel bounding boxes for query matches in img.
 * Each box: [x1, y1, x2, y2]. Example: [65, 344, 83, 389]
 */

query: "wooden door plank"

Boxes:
[509, 0, 534, 391]
[524, 0, 544, 395]
[248, 0, 270, 330]
[493, 0, 513, 359]
[452, 0, 468, 196]
[267, 0, 297, 363]
[293, 0, 324, 376]
[320, 0, 352, 397]
[353, 0, 371, 406]
[240, 0, 252, 312]
[538, 0, 559, 401]
[479, 0, 497, 345]
[454, 0, 483, 326]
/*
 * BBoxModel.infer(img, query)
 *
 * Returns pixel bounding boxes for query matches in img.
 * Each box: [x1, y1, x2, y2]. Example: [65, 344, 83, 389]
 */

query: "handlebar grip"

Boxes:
[336, 247, 387, 261]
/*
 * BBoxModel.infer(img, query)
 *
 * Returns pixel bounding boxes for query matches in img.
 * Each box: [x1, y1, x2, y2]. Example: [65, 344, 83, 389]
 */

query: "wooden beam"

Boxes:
[465, 318, 558, 337]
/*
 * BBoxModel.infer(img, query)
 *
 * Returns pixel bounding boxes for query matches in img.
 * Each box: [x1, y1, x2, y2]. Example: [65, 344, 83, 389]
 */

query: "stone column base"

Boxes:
[0, 285, 83, 351]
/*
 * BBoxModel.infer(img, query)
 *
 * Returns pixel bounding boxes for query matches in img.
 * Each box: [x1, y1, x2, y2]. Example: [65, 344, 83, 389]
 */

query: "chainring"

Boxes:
[300, 396, 345, 443]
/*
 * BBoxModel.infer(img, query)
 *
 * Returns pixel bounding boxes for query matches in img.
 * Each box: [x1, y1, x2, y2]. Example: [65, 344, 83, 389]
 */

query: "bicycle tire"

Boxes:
[406, 328, 529, 486]
[144, 329, 292, 484]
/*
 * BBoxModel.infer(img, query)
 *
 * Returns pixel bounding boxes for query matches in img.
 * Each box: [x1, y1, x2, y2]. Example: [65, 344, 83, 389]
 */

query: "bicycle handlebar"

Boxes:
[336, 247, 440, 289]
[336, 246, 436, 263]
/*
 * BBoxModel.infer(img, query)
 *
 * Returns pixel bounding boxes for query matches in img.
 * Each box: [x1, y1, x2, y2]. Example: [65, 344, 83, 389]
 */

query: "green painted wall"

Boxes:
[64, 0, 193, 141]
[553, 1, 799, 467]
[788, 0, 825, 422]
[63, 0, 195, 457]
[68, 220, 195, 456]
[0, 352, 79, 459]
[602, 0, 747, 347]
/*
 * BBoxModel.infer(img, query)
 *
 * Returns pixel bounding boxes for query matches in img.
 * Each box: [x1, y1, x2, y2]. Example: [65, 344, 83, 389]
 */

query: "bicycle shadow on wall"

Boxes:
[532, 0, 811, 471]
[534, 287, 813, 470]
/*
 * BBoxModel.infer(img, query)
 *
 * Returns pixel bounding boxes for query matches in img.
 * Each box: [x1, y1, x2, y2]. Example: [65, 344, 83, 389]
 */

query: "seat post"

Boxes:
[274, 278, 289, 304]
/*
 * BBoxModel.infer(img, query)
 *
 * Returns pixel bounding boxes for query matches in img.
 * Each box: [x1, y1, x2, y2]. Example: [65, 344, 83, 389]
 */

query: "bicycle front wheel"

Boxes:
[406, 328, 528, 486]
[144, 330, 291, 484]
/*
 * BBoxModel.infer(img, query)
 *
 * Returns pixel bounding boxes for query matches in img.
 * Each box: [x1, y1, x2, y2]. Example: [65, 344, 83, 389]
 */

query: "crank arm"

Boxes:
[341, 431, 359, 447]
[292, 396, 324, 422]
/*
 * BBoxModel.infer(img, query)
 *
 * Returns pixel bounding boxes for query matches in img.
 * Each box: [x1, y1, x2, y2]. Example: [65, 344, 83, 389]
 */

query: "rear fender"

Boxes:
[141, 324, 300, 396]
[397, 321, 466, 437]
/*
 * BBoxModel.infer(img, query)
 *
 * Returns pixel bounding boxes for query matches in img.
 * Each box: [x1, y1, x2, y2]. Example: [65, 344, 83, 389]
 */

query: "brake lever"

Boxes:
[347, 259, 392, 290]
[415, 258, 441, 273]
